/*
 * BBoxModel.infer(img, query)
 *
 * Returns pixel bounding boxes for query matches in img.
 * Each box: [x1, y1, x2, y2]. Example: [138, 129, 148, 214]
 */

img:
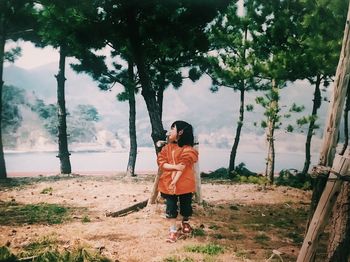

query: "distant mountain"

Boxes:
[3, 63, 333, 154]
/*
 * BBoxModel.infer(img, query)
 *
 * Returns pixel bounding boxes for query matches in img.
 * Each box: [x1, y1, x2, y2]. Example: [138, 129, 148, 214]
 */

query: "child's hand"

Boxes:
[168, 180, 176, 193]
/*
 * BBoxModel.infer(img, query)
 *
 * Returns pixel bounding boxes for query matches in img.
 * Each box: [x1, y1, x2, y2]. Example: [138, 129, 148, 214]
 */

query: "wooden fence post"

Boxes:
[297, 153, 350, 261]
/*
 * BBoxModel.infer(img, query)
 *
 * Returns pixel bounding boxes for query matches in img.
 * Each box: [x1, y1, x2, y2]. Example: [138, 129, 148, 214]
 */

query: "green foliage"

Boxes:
[192, 228, 206, 237]
[275, 169, 313, 190]
[289, 103, 305, 113]
[75, 105, 100, 122]
[1, 239, 112, 262]
[185, 244, 224, 256]
[246, 104, 254, 112]
[2, 85, 26, 147]
[286, 125, 294, 132]
[0, 246, 16, 262]
[0, 202, 70, 225]
[40, 187, 53, 194]
[81, 215, 91, 223]
[31, 99, 58, 138]
[163, 257, 194, 262]
[4, 47, 22, 63]
[254, 233, 270, 244]
[201, 167, 228, 180]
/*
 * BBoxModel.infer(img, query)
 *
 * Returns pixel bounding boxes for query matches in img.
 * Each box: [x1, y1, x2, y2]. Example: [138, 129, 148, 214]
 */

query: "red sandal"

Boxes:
[181, 221, 193, 234]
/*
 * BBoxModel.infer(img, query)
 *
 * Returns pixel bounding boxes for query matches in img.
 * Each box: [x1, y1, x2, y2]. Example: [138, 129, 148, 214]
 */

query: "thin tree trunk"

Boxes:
[327, 181, 350, 261]
[0, 14, 7, 179]
[340, 82, 350, 155]
[229, 27, 248, 177]
[126, 10, 166, 152]
[302, 75, 322, 176]
[265, 80, 278, 184]
[126, 60, 137, 177]
[266, 117, 276, 184]
[228, 81, 245, 176]
[56, 45, 71, 174]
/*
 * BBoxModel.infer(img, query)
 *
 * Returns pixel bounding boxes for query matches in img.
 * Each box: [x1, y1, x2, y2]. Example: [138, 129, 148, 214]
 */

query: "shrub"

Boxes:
[275, 169, 313, 190]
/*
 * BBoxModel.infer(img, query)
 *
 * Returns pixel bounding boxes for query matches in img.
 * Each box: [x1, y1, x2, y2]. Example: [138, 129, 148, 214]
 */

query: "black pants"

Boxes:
[161, 192, 193, 219]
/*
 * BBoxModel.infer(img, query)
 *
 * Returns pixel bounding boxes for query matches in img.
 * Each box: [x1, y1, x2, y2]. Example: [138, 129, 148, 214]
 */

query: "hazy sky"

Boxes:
[5, 40, 59, 69]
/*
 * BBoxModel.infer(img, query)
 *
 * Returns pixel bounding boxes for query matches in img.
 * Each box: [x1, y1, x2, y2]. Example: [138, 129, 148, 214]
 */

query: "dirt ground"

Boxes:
[0, 173, 315, 262]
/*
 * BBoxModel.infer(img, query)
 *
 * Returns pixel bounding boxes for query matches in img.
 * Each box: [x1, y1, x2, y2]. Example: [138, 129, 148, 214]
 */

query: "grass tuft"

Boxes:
[40, 187, 53, 194]
[185, 243, 224, 255]
[0, 201, 71, 225]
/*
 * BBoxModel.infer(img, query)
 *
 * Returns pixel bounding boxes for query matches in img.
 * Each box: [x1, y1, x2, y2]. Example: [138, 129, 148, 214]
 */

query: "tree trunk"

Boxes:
[126, 60, 137, 177]
[327, 181, 350, 262]
[340, 82, 350, 155]
[265, 80, 278, 184]
[228, 81, 245, 176]
[156, 70, 165, 121]
[307, 1, 350, 229]
[0, 15, 7, 179]
[56, 45, 71, 174]
[126, 10, 166, 153]
[302, 75, 322, 176]
[266, 116, 276, 184]
[229, 27, 248, 177]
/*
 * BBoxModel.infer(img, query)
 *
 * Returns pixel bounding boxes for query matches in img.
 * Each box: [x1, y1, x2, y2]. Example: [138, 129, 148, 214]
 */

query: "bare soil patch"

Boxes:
[0, 174, 322, 261]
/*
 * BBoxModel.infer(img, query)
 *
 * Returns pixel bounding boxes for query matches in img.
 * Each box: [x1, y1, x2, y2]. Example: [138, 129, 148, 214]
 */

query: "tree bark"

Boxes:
[126, 10, 166, 153]
[327, 181, 350, 262]
[265, 80, 278, 184]
[126, 60, 137, 177]
[266, 116, 276, 184]
[0, 14, 7, 179]
[56, 45, 71, 174]
[228, 81, 245, 176]
[302, 75, 322, 176]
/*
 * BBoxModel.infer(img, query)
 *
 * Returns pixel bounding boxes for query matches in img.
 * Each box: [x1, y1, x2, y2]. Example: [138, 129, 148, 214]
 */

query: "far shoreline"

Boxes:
[5, 170, 158, 178]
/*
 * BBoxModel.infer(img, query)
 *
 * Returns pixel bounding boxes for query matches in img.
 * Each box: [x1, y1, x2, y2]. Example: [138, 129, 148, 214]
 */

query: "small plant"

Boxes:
[163, 257, 194, 262]
[208, 224, 219, 230]
[254, 233, 271, 244]
[81, 215, 91, 223]
[235, 249, 248, 259]
[0, 246, 16, 262]
[40, 187, 53, 194]
[286, 232, 303, 244]
[192, 228, 206, 237]
[185, 244, 224, 255]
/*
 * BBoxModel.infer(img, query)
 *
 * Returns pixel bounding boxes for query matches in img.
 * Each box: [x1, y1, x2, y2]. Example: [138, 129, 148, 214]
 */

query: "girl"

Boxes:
[157, 120, 198, 243]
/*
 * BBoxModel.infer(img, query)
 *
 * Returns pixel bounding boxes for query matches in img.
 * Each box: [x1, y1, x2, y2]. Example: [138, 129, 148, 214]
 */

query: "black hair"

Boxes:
[171, 120, 194, 147]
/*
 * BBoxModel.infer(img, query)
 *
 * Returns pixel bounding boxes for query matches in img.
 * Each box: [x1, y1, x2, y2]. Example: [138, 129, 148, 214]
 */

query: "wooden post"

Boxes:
[318, 2, 350, 168]
[194, 136, 202, 204]
[148, 167, 162, 205]
[148, 140, 167, 205]
[298, 3, 350, 260]
[297, 153, 350, 262]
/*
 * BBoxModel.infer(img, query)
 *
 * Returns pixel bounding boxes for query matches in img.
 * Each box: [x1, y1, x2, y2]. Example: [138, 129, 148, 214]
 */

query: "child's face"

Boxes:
[168, 125, 178, 142]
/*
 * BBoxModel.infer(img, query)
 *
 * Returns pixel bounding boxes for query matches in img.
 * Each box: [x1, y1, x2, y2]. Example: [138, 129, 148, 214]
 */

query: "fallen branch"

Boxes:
[19, 256, 39, 261]
[106, 199, 148, 217]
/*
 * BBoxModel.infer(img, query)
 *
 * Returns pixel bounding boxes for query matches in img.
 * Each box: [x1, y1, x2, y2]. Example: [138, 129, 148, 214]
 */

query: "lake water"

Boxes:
[4, 148, 318, 176]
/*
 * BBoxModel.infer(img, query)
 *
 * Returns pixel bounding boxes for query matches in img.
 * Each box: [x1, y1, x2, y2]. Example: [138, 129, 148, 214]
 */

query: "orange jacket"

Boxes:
[157, 143, 198, 195]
